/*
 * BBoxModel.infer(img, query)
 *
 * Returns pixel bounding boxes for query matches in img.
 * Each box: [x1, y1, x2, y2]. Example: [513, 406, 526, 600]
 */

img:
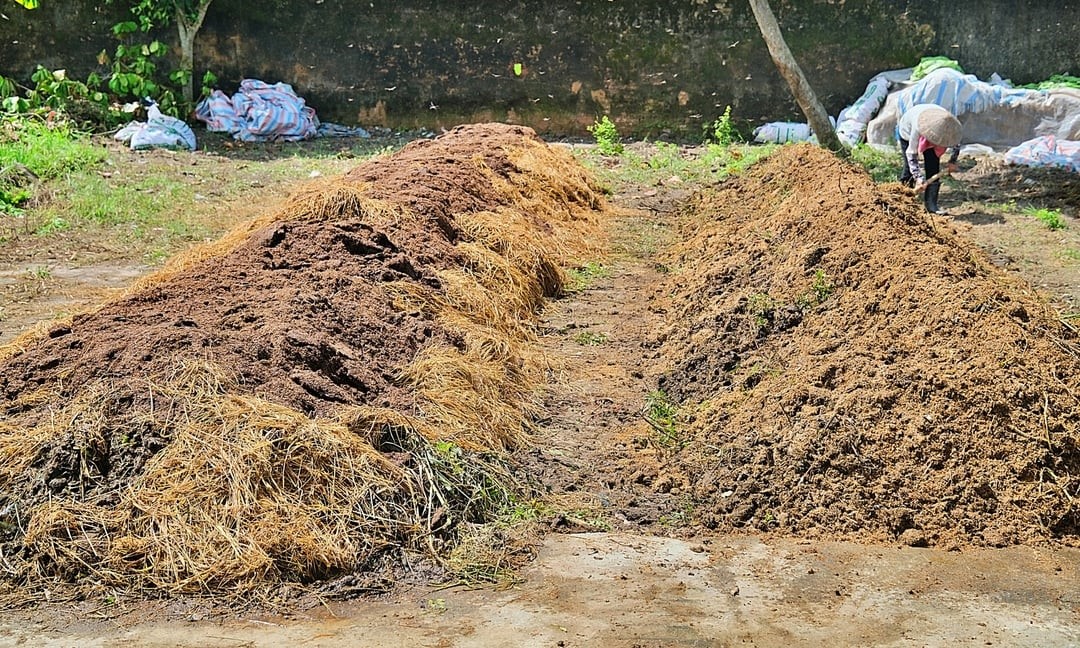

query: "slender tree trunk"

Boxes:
[747, 0, 844, 152]
[175, 0, 212, 105]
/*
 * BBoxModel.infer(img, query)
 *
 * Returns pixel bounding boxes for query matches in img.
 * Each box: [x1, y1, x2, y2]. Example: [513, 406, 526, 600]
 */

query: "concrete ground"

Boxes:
[3, 531, 1077, 647]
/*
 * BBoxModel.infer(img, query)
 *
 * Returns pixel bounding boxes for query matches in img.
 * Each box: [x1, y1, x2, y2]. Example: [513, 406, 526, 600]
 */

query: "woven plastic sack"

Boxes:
[193, 79, 318, 142]
[113, 104, 197, 151]
[753, 121, 812, 144]
[1005, 136, 1080, 173]
[836, 75, 891, 145]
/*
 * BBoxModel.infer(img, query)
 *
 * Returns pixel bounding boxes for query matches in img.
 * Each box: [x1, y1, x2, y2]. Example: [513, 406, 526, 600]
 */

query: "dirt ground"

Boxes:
[1, 132, 1079, 645]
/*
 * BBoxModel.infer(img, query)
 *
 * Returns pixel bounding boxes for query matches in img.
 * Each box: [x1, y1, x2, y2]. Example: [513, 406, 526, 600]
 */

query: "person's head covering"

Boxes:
[916, 108, 961, 148]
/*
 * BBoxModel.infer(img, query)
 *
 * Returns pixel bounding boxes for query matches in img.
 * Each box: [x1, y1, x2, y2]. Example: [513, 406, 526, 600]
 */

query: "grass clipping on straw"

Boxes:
[0, 129, 607, 600]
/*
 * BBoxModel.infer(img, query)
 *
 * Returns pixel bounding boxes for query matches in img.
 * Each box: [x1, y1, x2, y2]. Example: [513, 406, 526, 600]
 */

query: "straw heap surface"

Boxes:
[0, 123, 607, 600]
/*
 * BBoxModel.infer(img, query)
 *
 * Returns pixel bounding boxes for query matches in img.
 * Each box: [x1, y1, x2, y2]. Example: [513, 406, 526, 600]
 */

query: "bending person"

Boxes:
[897, 104, 962, 214]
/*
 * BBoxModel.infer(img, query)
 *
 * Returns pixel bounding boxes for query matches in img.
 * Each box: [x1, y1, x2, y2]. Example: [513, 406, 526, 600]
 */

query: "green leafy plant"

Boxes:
[811, 269, 834, 301]
[199, 70, 218, 98]
[797, 269, 834, 308]
[27, 67, 108, 113]
[101, 20, 183, 116]
[0, 76, 17, 100]
[588, 115, 624, 156]
[1024, 206, 1067, 231]
[709, 105, 738, 146]
[746, 291, 776, 329]
[643, 390, 680, 446]
[109, 0, 215, 104]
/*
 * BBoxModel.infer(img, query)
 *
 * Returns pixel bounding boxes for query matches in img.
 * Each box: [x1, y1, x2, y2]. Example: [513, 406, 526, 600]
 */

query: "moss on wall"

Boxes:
[0, 1, 1075, 138]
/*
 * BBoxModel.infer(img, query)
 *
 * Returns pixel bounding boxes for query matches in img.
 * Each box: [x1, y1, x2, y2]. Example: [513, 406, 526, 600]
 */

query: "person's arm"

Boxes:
[906, 137, 924, 185]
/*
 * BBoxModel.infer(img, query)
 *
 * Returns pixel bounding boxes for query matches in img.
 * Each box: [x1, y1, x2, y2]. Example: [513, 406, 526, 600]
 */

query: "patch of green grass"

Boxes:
[746, 291, 777, 329]
[0, 118, 106, 180]
[647, 141, 682, 171]
[702, 143, 776, 179]
[34, 215, 69, 235]
[575, 142, 776, 192]
[1023, 206, 1067, 231]
[659, 497, 696, 527]
[573, 331, 609, 346]
[849, 143, 903, 183]
[643, 389, 681, 447]
[566, 260, 611, 291]
[1062, 248, 1080, 262]
[1, 117, 107, 214]
[982, 200, 1018, 214]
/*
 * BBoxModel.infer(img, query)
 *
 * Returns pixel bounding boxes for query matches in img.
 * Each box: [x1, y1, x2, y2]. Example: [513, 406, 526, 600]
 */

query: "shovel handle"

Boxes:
[910, 171, 948, 193]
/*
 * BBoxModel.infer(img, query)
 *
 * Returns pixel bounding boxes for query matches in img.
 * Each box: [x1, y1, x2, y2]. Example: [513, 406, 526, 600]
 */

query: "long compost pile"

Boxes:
[658, 144, 1080, 549]
[0, 123, 606, 600]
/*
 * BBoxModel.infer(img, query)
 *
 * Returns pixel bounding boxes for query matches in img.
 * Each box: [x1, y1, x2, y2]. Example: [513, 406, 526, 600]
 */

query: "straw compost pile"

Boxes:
[658, 144, 1080, 549]
[0, 123, 606, 600]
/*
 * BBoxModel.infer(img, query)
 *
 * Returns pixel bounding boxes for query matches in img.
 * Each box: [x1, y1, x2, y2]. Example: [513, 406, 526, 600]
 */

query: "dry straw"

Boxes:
[0, 127, 609, 600]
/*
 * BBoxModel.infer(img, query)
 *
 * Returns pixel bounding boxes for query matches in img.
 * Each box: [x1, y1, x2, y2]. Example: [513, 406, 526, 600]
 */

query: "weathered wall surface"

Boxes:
[1, 1, 1076, 138]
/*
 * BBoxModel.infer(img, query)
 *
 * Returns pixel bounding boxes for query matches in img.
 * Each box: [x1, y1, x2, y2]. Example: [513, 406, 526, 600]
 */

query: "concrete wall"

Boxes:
[1, 1, 1076, 138]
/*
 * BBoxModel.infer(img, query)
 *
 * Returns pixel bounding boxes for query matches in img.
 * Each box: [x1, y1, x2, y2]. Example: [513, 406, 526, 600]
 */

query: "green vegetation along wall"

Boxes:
[1, 0, 1076, 138]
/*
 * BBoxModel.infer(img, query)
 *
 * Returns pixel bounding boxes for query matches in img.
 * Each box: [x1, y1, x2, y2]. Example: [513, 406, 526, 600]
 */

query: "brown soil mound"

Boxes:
[0, 123, 606, 599]
[658, 143, 1080, 549]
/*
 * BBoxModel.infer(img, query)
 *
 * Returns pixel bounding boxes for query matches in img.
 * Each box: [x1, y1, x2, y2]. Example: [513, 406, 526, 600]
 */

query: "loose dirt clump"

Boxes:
[0, 123, 607, 602]
[657, 143, 1080, 549]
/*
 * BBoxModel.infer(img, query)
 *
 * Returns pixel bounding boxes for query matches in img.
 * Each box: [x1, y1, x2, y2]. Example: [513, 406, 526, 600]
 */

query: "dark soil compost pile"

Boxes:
[0, 123, 606, 600]
[657, 143, 1080, 549]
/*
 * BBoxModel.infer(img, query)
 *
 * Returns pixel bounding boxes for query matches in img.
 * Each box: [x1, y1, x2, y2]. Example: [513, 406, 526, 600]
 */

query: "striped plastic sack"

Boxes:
[194, 90, 244, 134]
[231, 79, 318, 142]
[1005, 136, 1080, 173]
[893, 68, 1032, 119]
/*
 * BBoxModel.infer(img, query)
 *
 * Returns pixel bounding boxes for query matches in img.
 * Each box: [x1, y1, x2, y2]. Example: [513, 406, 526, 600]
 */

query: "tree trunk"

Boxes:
[747, 0, 844, 152]
[175, 0, 212, 105]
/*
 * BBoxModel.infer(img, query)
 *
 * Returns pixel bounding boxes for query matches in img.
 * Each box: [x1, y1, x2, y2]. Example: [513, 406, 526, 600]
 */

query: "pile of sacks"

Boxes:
[195, 79, 318, 142]
[752, 59, 1080, 173]
[195, 79, 370, 142]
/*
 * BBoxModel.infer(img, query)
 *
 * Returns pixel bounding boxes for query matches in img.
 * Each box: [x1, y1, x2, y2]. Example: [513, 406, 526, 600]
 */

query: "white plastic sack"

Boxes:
[113, 104, 197, 151]
[1004, 136, 1080, 173]
[753, 121, 812, 144]
[835, 75, 891, 146]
